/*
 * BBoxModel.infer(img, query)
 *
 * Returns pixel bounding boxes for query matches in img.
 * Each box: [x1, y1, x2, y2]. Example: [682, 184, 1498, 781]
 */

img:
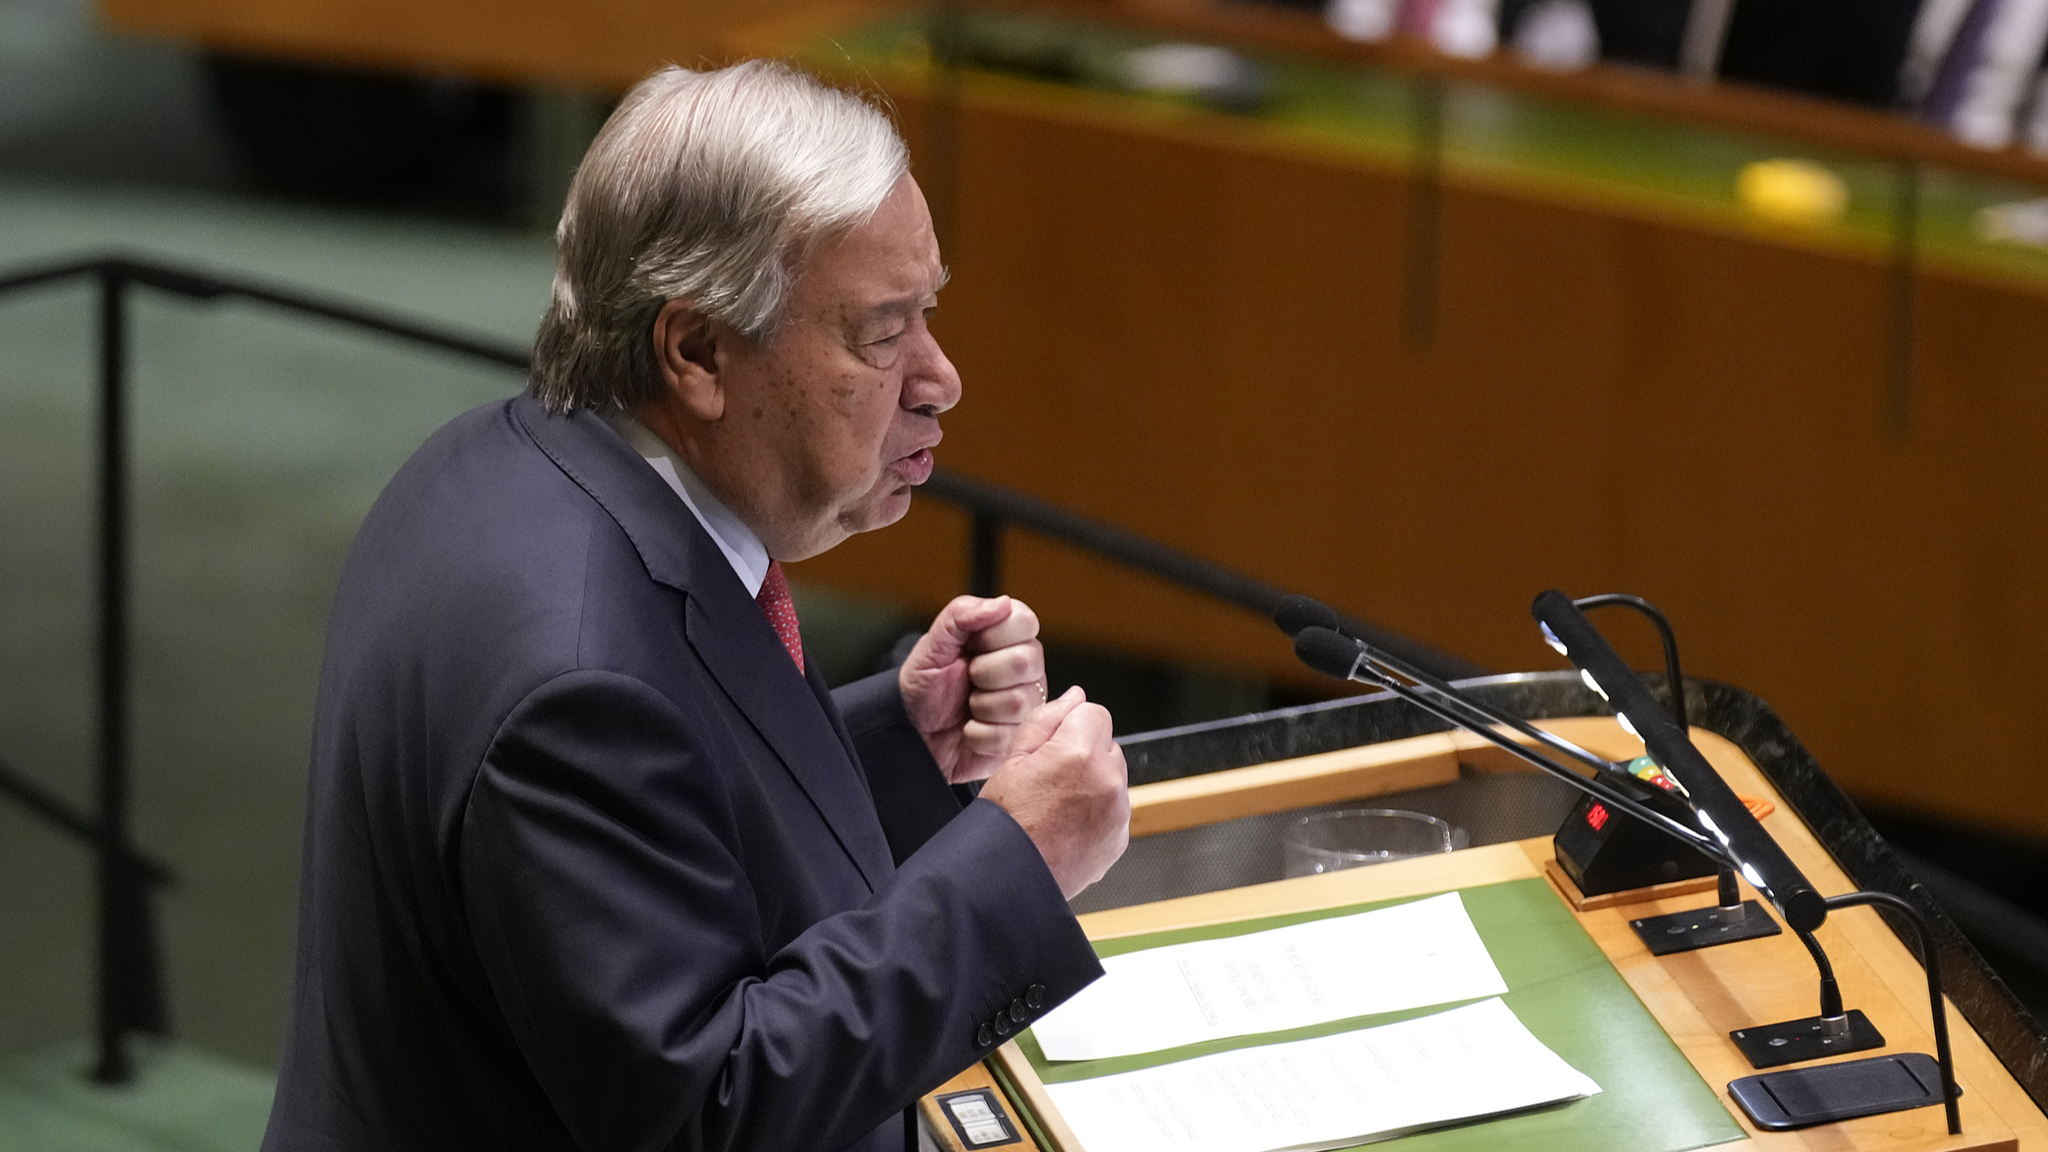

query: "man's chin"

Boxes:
[781, 489, 915, 562]
[844, 485, 916, 537]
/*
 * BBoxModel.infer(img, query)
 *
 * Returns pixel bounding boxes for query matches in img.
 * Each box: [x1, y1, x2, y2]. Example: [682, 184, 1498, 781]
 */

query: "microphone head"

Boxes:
[1274, 594, 1343, 638]
[1294, 626, 1364, 681]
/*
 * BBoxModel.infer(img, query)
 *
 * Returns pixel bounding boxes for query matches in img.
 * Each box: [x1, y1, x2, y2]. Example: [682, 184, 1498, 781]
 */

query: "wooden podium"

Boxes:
[921, 675, 2048, 1152]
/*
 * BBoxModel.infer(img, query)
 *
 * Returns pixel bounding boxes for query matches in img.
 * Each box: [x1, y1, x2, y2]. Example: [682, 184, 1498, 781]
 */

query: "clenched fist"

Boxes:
[899, 595, 1048, 784]
[979, 686, 1130, 900]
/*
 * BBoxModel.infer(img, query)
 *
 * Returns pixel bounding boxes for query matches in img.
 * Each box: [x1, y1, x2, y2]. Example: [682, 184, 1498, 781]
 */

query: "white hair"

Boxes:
[531, 61, 909, 412]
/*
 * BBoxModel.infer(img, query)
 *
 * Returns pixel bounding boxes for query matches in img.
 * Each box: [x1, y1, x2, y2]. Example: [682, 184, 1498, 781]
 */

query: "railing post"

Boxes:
[1886, 160, 1919, 439]
[969, 511, 1005, 599]
[94, 264, 132, 1084]
[1405, 76, 1444, 349]
[93, 266, 167, 1086]
[927, 0, 966, 256]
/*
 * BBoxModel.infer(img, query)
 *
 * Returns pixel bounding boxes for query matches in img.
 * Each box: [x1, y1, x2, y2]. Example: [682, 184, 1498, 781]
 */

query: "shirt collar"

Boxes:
[602, 410, 771, 598]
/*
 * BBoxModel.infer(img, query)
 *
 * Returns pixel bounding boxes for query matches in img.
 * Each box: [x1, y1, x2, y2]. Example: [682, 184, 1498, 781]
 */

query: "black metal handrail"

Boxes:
[924, 470, 1487, 678]
[0, 251, 1478, 1085]
[0, 256, 533, 369]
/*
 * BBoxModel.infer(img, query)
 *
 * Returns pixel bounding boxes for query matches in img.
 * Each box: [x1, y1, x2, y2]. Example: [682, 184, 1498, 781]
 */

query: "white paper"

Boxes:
[1043, 998, 1600, 1152]
[1033, 892, 1507, 1062]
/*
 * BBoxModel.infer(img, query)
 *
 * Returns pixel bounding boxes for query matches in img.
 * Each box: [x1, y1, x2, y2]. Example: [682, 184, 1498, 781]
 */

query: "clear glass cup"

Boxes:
[1282, 809, 1461, 877]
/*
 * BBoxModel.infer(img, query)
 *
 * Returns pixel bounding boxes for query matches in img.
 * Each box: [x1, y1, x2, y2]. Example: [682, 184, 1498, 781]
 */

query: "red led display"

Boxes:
[1586, 803, 1609, 832]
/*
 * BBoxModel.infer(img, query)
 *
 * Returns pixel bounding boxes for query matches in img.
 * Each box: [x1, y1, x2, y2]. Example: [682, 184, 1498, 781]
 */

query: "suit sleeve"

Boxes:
[831, 668, 966, 865]
[459, 668, 1103, 1152]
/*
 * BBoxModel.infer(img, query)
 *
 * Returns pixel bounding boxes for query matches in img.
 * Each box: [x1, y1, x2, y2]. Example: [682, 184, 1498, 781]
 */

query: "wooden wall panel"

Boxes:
[794, 83, 2048, 837]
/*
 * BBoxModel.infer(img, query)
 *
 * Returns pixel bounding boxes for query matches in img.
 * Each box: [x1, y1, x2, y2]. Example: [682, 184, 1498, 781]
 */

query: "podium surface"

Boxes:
[927, 676, 2048, 1152]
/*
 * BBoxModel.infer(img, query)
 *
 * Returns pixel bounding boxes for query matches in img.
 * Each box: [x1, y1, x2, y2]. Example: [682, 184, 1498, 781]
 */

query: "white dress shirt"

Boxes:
[603, 411, 770, 598]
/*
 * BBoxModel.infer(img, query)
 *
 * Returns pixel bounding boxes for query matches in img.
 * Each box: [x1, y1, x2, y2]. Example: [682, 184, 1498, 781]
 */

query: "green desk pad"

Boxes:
[1013, 878, 1745, 1152]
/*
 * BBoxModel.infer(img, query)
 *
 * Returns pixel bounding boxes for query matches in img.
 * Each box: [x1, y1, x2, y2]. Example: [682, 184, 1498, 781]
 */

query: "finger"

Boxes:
[1004, 685, 1086, 761]
[961, 719, 1015, 758]
[1045, 699, 1115, 755]
[966, 599, 1038, 655]
[914, 595, 1014, 666]
[965, 598, 1038, 653]
[967, 643, 1043, 691]
[969, 684, 1038, 725]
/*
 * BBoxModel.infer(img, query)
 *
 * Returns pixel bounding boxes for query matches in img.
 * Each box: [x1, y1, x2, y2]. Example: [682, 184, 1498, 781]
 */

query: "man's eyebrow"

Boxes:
[859, 267, 952, 319]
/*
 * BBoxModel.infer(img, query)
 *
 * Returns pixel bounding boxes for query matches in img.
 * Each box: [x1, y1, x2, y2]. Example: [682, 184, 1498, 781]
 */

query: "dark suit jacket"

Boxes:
[262, 394, 1102, 1152]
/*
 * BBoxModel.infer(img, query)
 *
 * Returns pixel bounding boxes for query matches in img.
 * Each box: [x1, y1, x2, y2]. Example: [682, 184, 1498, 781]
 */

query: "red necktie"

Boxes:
[756, 561, 804, 674]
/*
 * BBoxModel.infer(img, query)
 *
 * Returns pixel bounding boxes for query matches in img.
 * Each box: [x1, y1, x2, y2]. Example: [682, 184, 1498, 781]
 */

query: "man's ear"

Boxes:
[652, 298, 726, 422]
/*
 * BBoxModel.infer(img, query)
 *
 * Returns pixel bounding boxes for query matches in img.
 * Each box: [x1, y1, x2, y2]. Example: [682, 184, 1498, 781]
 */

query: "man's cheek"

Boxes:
[828, 375, 886, 417]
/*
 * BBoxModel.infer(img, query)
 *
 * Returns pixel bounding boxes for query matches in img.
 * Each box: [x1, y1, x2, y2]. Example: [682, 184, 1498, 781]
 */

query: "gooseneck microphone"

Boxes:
[1273, 594, 1344, 642]
[1530, 590, 1826, 933]
[1290, 621, 1372, 677]
[1527, 590, 1956, 1134]
[1287, 618, 1724, 863]
[1279, 597, 1630, 785]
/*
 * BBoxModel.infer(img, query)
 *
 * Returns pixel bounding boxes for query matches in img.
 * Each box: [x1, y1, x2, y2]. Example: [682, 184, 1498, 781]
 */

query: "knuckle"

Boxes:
[966, 650, 1012, 679]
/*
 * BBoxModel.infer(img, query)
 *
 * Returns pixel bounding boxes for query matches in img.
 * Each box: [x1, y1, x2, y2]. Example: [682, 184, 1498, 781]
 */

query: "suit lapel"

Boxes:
[682, 580, 893, 893]
[806, 660, 871, 783]
[516, 395, 894, 892]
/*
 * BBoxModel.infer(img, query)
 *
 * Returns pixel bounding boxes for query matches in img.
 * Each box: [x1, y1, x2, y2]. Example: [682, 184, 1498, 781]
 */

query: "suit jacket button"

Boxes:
[1009, 999, 1028, 1023]
[1025, 984, 1046, 1010]
[993, 1013, 1013, 1037]
[975, 1023, 994, 1047]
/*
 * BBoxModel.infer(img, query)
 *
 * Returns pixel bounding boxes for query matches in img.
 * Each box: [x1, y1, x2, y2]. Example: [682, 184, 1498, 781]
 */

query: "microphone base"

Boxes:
[1553, 793, 1720, 898]
[1732, 1009, 1886, 1069]
[1630, 899, 1782, 956]
[1542, 858, 1719, 912]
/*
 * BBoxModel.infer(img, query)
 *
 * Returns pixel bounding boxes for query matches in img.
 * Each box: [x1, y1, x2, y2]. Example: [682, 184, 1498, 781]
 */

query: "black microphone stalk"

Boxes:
[1289, 624, 1725, 863]
[1531, 589, 1826, 932]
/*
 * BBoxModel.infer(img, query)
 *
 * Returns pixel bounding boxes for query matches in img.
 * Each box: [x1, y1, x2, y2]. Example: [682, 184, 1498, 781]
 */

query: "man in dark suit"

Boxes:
[262, 60, 1130, 1151]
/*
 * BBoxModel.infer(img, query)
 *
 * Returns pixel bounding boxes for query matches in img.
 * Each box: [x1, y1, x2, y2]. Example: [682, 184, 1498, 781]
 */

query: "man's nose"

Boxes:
[904, 330, 962, 417]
